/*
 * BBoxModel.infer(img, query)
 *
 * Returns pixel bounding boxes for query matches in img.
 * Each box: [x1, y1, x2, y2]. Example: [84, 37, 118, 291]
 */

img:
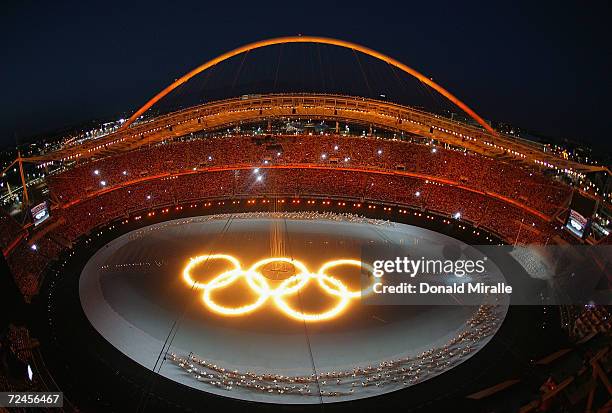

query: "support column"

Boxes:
[17, 152, 29, 210]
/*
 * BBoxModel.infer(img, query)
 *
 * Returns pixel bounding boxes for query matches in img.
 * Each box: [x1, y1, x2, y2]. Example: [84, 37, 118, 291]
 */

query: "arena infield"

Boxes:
[79, 213, 509, 404]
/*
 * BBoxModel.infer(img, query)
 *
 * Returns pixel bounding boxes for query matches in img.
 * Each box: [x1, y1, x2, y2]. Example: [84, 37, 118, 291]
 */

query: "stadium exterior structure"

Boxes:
[28, 93, 603, 176]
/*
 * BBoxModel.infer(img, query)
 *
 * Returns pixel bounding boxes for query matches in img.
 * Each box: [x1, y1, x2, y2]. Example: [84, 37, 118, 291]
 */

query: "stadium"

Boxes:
[1, 34, 610, 413]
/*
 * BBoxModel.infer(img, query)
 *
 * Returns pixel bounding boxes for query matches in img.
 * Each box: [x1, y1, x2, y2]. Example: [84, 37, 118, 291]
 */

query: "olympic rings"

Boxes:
[182, 255, 374, 322]
[273, 272, 350, 322]
[182, 254, 241, 289]
[203, 269, 271, 316]
[317, 259, 376, 298]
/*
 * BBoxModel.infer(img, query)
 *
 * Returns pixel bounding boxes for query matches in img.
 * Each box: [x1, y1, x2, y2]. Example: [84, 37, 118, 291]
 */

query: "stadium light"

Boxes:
[30, 244, 37, 251]
[453, 212, 461, 219]
[253, 168, 260, 174]
[100, 181, 106, 186]
[94, 169, 100, 175]
[415, 191, 421, 197]
[432, 148, 437, 153]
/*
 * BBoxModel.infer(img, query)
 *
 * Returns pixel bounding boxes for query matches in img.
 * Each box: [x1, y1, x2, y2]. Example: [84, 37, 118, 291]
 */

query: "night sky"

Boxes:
[1, 1, 610, 151]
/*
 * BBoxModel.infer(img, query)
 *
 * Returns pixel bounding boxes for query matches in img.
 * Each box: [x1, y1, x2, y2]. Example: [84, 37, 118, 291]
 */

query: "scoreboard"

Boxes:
[30, 201, 50, 226]
[565, 191, 598, 239]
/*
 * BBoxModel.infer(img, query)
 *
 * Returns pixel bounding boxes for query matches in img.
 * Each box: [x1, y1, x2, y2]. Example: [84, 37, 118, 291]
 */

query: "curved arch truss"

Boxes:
[122, 36, 495, 134]
[27, 37, 603, 173]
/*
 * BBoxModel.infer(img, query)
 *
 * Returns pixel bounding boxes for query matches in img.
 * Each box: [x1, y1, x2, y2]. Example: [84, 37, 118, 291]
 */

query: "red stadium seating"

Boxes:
[7, 134, 575, 299]
[48, 134, 570, 215]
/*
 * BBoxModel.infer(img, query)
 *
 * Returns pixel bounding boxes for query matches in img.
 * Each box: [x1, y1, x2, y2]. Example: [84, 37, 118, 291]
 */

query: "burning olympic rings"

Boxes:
[182, 254, 375, 322]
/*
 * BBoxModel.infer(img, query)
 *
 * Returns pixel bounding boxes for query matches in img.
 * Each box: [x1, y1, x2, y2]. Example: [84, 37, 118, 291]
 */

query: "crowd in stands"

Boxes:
[7, 236, 63, 299]
[47, 134, 570, 215]
[572, 306, 612, 339]
[6, 324, 34, 364]
[48, 167, 555, 245]
[6, 134, 574, 300]
[0, 211, 25, 253]
[0, 324, 40, 393]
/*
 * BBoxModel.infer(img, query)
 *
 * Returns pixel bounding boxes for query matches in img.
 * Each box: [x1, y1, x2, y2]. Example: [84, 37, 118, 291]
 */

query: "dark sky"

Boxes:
[1, 0, 610, 151]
